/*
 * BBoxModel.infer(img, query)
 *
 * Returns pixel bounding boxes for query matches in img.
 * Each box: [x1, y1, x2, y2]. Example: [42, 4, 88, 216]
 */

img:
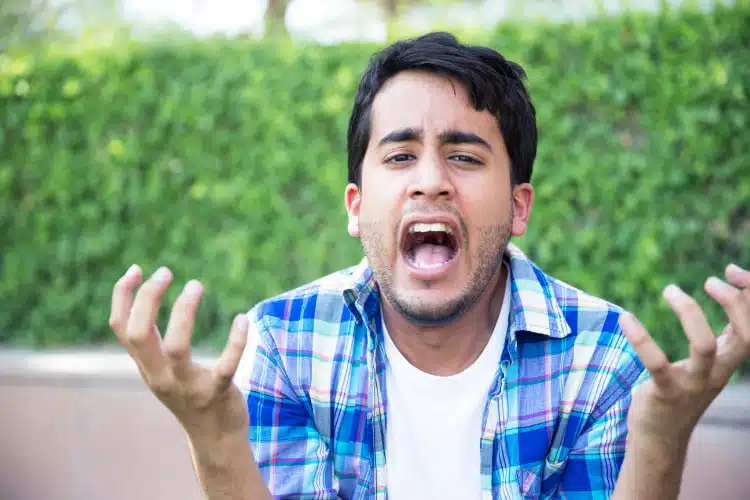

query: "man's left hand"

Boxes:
[619, 263, 750, 453]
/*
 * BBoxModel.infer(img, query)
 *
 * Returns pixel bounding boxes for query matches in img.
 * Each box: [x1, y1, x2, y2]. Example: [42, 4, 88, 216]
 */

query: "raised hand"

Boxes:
[108, 264, 251, 439]
[619, 263, 750, 451]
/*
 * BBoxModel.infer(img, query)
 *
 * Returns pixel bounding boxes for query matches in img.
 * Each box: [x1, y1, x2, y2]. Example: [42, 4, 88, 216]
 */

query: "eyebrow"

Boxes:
[378, 127, 492, 152]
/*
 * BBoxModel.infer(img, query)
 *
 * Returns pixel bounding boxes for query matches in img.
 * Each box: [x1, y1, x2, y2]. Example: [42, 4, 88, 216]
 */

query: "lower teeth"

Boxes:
[413, 261, 447, 269]
[407, 255, 452, 269]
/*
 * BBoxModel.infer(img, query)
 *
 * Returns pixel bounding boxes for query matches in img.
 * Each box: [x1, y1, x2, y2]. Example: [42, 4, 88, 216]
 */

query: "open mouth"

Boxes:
[402, 222, 459, 270]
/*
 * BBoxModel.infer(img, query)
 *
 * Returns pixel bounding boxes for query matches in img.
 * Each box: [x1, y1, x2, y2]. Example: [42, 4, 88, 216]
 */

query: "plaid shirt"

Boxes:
[237, 243, 648, 499]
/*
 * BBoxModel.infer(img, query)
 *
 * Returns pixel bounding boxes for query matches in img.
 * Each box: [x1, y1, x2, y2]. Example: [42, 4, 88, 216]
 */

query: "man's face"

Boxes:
[345, 70, 533, 326]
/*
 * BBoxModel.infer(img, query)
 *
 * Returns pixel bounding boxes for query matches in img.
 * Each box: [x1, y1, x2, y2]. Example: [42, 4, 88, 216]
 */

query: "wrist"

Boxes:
[180, 400, 250, 450]
[626, 429, 689, 473]
[627, 410, 696, 457]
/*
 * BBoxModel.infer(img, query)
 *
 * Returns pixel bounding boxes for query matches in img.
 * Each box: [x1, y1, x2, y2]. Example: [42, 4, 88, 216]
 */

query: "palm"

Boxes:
[109, 265, 251, 437]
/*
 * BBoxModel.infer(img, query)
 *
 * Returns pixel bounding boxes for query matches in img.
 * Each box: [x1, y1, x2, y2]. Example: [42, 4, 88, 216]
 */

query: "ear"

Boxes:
[510, 183, 534, 237]
[345, 183, 361, 237]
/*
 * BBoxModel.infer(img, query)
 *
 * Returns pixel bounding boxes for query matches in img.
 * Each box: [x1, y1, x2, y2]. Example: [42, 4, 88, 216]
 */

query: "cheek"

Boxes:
[358, 177, 403, 225]
[464, 177, 512, 212]
[459, 190, 513, 236]
[358, 198, 401, 251]
[357, 197, 378, 226]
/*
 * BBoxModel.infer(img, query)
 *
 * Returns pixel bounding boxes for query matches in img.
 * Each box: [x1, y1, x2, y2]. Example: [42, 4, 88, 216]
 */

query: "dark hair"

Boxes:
[346, 31, 537, 187]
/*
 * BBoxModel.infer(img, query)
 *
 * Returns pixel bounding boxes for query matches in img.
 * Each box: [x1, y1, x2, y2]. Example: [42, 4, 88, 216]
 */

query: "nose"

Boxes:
[407, 154, 455, 201]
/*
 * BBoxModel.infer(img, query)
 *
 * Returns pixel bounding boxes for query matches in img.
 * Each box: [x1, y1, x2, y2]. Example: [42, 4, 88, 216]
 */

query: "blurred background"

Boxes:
[0, 0, 749, 499]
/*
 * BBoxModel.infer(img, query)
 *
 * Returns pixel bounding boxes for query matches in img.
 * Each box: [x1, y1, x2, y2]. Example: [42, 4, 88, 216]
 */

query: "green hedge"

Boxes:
[1, 3, 748, 373]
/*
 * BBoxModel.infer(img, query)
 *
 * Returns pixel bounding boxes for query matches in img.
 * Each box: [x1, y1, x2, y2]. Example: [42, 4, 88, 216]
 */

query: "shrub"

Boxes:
[1, 3, 748, 374]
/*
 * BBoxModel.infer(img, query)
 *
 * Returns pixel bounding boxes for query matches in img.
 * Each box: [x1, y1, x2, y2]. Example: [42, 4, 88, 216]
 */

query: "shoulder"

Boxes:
[234, 263, 369, 396]
[508, 244, 648, 409]
[249, 262, 365, 334]
[508, 243, 628, 341]
[546, 275, 650, 421]
[546, 271, 627, 338]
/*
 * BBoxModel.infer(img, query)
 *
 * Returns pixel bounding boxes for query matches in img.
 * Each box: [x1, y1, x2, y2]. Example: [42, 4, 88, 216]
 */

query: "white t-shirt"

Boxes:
[382, 268, 510, 500]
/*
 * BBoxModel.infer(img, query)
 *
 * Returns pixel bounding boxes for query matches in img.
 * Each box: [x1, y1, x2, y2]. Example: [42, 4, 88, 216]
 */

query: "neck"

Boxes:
[381, 264, 508, 376]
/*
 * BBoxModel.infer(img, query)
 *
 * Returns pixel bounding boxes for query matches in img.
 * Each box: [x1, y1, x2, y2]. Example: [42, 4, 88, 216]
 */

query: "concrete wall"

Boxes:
[1, 348, 748, 500]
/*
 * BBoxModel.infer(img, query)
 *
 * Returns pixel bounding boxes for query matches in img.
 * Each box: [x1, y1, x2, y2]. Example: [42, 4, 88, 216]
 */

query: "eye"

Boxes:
[449, 154, 482, 165]
[386, 153, 416, 164]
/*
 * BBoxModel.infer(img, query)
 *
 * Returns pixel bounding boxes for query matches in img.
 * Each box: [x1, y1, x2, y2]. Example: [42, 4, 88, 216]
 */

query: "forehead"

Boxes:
[368, 70, 500, 142]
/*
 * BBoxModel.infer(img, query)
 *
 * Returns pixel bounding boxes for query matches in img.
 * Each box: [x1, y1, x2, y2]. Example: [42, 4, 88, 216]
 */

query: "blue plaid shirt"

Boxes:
[236, 243, 649, 499]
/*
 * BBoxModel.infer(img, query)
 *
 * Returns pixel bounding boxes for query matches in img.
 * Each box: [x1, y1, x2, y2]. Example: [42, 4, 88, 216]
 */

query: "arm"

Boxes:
[553, 342, 650, 499]
[610, 429, 687, 500]
[557, 264, 750, 500]
[182, 307, 338, 500]
[187, 429, 272, 500]
[611, 265, 750, 500]
[236, 309, 339, 498]
[555, 367, 687, 500]
[107, 265, 273, 500]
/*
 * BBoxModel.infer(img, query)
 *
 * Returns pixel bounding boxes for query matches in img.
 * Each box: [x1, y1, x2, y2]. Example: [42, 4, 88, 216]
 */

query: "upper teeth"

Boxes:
[408, 222, 453, 234]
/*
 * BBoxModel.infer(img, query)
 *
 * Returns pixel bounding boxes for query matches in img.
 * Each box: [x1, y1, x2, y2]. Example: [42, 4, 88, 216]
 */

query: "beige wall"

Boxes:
[1, 349, 748, 500]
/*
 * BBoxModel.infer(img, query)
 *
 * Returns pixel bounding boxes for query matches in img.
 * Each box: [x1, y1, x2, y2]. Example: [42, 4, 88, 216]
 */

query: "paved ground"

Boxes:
[1, 348, 748, 500]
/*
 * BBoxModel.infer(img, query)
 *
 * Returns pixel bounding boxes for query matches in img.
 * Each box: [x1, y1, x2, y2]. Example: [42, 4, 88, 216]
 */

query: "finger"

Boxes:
[714, 324, 745, 382]
[214, 313, 250, 390]
[663, 284, 716, 379]
[109, 265, 143, 339]
[706, 276, 750, 342]
[705, 276, 750, 368]
[725, 264, 750, 289]
[707, 265, 749, 382]
[126, 266, 173, 374]
[163, 280, 204, 379]
[619, 312, 673, 388]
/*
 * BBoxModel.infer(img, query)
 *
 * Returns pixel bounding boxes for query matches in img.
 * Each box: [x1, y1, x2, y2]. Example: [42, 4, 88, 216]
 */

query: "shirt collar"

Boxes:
[342, 242, 572, 340]
[505, 243, 572, 339]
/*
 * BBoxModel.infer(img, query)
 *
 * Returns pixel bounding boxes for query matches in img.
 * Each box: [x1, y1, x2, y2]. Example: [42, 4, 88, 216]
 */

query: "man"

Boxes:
[109, 32, 749, 499]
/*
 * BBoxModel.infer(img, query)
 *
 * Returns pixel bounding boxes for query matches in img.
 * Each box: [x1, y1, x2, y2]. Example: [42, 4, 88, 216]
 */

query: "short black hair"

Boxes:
[346, 31, 537, 187]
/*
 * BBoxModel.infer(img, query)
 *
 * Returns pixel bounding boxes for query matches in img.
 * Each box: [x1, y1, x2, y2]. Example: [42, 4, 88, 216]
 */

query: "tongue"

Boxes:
[412, 243, 453, 267]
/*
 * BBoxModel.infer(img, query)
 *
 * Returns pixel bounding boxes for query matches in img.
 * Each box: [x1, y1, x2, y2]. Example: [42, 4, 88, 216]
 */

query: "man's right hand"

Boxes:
[109, 264, 273, 500]
[108, 264, 250, 446]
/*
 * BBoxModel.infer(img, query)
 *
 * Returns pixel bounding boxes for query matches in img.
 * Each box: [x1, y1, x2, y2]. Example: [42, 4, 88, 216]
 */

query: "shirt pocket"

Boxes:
[336, 454, 372, 500]
[516, 458, 567, 499]
[516, 466, 542, 499]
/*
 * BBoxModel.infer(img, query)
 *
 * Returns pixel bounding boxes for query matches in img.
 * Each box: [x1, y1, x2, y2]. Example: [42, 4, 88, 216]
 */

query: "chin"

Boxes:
[383, 287, 473, 326]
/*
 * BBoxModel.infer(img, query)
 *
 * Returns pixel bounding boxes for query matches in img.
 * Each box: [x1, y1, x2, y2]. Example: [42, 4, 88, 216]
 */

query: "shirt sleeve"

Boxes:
[234, 308, 339, 499]
[554, 344, 651, 499]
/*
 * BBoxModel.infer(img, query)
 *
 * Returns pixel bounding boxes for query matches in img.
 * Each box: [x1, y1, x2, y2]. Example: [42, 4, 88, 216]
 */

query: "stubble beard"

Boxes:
[358, 214, 513, 327]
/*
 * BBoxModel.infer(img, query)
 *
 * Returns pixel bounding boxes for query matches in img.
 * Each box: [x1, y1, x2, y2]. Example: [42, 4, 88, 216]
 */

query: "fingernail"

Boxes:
[234, 314, 249, 329]
[184, 280, 202, 298]
[705, 276, 723, 290]
[728, 263, 746, 273]
[663, 283, 682, 300]
[125, 264, 139, 277]
[621, 311, 638, 324]
[154, 267, 171, 282]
